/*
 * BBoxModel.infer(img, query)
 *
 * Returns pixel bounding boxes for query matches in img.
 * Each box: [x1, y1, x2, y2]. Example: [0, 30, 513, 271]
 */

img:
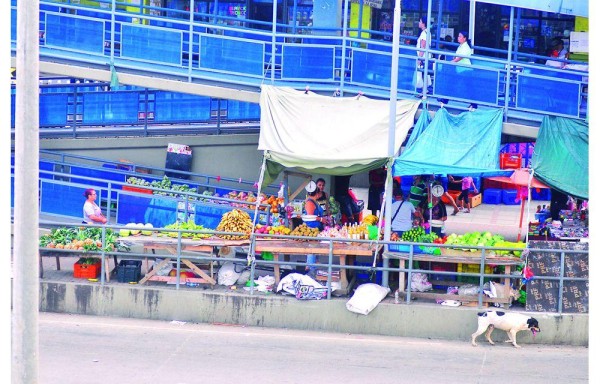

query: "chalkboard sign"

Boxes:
[165, 143, 192, 180]
[526, 240, 588, 313]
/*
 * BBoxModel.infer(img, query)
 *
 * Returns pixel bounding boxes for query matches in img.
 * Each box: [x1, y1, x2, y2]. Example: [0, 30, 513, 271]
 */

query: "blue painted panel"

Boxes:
[70, 166, 125, 201]
[11, 94, 15, 128]
[282, 46, 334, 80]
[40, 181, 90, 219]
[194, 203, 232, 229]
[40, 161, 54, 180]
[11, 9, 16, 41]
[40, 94, 68, 127]
[117, 195, 180, 228]
[82, 92, 139, 124]
[434, 63, 499, 104]
[517, 75, 580, 117]
[154, 91, 211, 122]
[11, 176, 14, 208]
[121, 25, 182, 65]
[200, 35, 263, 75]
[46, 14, 104, 54]
[351, 51, 414, 91]
[226, 100, 260, 120]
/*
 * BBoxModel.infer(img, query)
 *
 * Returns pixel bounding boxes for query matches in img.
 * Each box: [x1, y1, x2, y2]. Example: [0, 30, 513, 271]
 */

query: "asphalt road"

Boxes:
[31, 313, 589, 384]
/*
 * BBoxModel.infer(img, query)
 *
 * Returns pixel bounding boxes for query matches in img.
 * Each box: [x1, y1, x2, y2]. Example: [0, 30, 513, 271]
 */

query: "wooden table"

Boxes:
[384, 250, 524, 308]
[254, 240, 377, 295]
[39, 249, 118, 282]
[119, 235, 249, 285]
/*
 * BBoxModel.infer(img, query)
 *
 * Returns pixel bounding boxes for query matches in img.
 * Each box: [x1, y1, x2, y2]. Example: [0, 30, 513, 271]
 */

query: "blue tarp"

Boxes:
[531, 116, 588, 199]
[393, 108, 511, 177]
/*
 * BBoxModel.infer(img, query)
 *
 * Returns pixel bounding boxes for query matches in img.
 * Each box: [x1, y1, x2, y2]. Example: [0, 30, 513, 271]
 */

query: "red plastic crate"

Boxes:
[500, 153, 522, 169]
[122, 185, 153, 195]
[73, 260, 101, 279]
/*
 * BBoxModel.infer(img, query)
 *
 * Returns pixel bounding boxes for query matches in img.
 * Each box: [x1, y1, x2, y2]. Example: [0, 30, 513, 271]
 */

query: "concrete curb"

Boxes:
[39, 281, 589, 346]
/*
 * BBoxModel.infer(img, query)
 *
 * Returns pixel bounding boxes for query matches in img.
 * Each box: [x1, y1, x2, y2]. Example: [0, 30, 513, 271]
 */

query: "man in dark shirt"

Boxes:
[333, 175, 360, 224]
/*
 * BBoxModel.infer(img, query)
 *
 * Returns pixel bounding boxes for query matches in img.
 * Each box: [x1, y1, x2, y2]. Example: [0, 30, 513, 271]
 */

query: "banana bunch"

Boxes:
[290, 223, 320, 241]
[216, 209, 253, 240]
[362, 214, 379, 226]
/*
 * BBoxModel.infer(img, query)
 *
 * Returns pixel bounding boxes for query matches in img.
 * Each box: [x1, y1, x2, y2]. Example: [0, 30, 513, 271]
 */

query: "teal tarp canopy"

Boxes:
[393, 108, 511, 177]
[531, 116, 588, 200]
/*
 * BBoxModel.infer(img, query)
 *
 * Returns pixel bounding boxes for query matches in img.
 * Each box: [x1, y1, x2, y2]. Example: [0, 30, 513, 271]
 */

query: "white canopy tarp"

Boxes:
[258, 85, 421, 173]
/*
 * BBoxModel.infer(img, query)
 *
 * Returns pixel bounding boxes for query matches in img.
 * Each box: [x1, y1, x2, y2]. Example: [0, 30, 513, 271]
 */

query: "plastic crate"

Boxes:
[531, 188, 551, 201]
[73, 259, 101, 279]
[430, 262, 457, 290]
[502, 189, 520, 205]
[355, 262, 382, 285]
[500, 153, 522, 169]
[117, 260, 142, 283]
[388, 243, 423, 253]
[457, 263, 493, 284]
[483, 189, 502, 204]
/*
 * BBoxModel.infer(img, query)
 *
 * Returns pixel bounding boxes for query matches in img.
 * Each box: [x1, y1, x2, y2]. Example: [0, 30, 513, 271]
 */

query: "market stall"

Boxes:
[254, 239, 377, 295]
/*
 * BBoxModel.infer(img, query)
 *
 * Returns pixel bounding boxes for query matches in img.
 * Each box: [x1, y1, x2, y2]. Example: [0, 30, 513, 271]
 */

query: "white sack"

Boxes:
[218, 262, 243, 286]
[346, 283, 390, 315]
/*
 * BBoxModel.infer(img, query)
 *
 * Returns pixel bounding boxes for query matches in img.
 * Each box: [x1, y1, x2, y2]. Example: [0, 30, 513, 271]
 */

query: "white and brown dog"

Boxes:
[471, 310, 540, 348]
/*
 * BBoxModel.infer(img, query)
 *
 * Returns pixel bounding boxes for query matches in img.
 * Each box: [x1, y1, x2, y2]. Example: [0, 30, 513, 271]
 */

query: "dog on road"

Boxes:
[471, 310, 540, 348]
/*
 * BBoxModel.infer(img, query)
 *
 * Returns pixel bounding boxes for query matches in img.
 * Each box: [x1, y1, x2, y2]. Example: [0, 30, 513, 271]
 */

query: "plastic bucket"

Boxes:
[367, 225, 379, 240]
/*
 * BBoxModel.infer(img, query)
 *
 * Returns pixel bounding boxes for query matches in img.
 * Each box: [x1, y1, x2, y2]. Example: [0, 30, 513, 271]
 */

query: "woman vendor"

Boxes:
[303, 180, 326, 231]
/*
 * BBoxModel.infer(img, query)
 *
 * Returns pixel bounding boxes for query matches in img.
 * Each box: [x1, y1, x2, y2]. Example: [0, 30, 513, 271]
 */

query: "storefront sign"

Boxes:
[349, 0, 384, 10]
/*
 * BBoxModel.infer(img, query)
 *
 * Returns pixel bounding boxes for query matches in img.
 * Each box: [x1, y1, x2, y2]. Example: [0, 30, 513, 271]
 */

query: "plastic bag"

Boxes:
[408, 272, 432, 292]
[218, 262, 244, 286]
[153, 258, 173, 276]
[346, 283, 390, 315]
[458, 284, 480, 296]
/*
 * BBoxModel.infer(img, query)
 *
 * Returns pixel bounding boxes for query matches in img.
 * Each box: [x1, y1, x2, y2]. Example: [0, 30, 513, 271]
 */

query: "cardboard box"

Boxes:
[470, 193, 482, 208]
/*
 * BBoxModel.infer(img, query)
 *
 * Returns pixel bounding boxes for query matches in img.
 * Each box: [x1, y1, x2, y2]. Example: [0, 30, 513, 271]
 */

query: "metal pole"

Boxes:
[13, 0, 40, 383]
[271, 0, 278, 83]
[382, 0, 401, 288]
[469, 0, 476, 47]
[340, 0, 350, 96]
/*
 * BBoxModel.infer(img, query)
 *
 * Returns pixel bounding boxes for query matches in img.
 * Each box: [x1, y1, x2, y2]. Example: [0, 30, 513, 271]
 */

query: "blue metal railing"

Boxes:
[11, 1, 589, 127]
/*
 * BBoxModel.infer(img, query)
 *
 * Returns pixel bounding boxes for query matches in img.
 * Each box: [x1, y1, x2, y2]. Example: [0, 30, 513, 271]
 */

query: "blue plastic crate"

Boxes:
[531, 188, 551, 201]
[483, 189, 502, 205]
[388, 243, 423, 253]
[502, 189, 520, 205]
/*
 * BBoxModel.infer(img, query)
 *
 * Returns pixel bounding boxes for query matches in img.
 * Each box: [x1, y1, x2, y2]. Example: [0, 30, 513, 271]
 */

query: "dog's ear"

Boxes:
[527, 318, 539, 329]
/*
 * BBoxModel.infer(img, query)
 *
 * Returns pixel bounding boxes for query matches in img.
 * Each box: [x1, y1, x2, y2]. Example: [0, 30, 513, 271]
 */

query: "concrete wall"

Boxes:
[39, 282, 589, 346]
[40, 134, 372, 192]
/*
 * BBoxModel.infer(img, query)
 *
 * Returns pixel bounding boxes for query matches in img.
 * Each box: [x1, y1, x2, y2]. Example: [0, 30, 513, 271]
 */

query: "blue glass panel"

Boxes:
[282, 46, 334, 80]
[40, 181, 89, 219]
[226, 101, 260, 120]
[82, 92, 139, 124]
[434, 63, 499, 104]
[121, 25, 182, 64]
[200, 36, 263, 75]
[46, 14, 104, 54]
[40, 94, 68, 127]
[154, 91, 211, 122]
[11, 9, 16, 41]
[517, 75, 580, 117]
[351, 51, 414, 91]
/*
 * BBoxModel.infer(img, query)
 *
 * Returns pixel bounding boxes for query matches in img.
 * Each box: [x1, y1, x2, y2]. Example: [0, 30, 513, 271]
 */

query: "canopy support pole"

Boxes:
[382, 0, 402, 288]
